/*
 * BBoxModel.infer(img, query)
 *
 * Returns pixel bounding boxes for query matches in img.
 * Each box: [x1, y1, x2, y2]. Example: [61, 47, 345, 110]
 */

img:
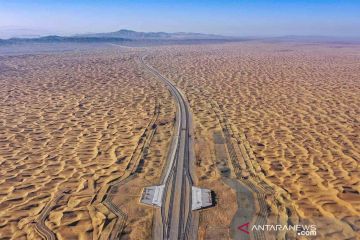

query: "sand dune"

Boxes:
[0, 48, 174, 239]
[1, 42, 359, 239]
[148, 42, 360, 239]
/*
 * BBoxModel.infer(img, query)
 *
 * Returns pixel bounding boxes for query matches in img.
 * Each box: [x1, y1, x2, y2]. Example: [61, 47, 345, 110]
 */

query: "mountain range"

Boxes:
[0, 29, 229, 44]
[77, 29, 227, 39]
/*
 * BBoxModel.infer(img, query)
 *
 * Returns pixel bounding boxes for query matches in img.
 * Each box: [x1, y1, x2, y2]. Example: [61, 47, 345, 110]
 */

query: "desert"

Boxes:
[0, 40, 359, 240]
[147, 41, 360, 239]
[0, 47, 175, 239]
[2, 1, 360, 239]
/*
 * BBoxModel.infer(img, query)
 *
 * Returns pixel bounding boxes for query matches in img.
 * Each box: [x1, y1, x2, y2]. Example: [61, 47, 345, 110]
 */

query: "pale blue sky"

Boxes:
[0, 0, 359, 38]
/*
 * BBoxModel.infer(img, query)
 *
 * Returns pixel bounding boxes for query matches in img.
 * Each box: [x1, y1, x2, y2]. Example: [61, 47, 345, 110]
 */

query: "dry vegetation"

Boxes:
[0, 47, 175, 239]
[147, 42, 360, 239]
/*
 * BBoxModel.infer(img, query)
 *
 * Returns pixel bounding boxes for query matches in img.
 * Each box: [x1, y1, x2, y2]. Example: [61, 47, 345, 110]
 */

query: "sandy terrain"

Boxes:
[147, 42, 360, 239]
[0, 47, 175, 239]
[0, 41, 359, 240]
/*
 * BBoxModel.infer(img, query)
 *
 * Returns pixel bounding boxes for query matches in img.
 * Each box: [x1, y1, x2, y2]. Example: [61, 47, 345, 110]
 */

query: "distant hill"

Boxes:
[0, 35, 129, 44]
[77, 29, 228, 40]
[0, 29, 230, 45]
[2, 30, 356, 45]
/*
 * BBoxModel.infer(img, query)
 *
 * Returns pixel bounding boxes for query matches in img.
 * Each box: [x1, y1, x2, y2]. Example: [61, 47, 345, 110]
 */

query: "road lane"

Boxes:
[139, 55, 195, 240]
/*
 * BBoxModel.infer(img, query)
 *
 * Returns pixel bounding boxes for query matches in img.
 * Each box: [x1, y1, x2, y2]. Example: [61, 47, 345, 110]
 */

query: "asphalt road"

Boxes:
[140, 55, 197, 240]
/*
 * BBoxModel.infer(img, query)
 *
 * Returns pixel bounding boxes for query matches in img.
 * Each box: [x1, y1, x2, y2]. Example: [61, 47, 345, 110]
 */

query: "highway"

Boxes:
[139, 55, 197, 240]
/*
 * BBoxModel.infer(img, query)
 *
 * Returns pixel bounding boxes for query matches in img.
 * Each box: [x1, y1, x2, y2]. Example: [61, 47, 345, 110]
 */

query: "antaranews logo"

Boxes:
[238, 222, 250, 234]
[238, 222, 317, 237]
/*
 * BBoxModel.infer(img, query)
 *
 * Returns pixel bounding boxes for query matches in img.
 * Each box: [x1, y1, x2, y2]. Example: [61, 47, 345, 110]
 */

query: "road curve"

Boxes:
[139, 55, 197, 240]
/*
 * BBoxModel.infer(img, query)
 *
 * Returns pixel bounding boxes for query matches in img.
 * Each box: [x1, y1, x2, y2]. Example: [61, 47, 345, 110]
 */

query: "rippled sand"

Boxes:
[148, 42, 360, 239]
[1, 42, 359, 239]
[0, 47, 175, 239]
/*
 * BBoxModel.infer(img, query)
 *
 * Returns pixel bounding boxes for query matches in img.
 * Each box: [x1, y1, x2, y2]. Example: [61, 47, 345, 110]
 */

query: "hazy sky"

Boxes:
[0, 0, 359, 38]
